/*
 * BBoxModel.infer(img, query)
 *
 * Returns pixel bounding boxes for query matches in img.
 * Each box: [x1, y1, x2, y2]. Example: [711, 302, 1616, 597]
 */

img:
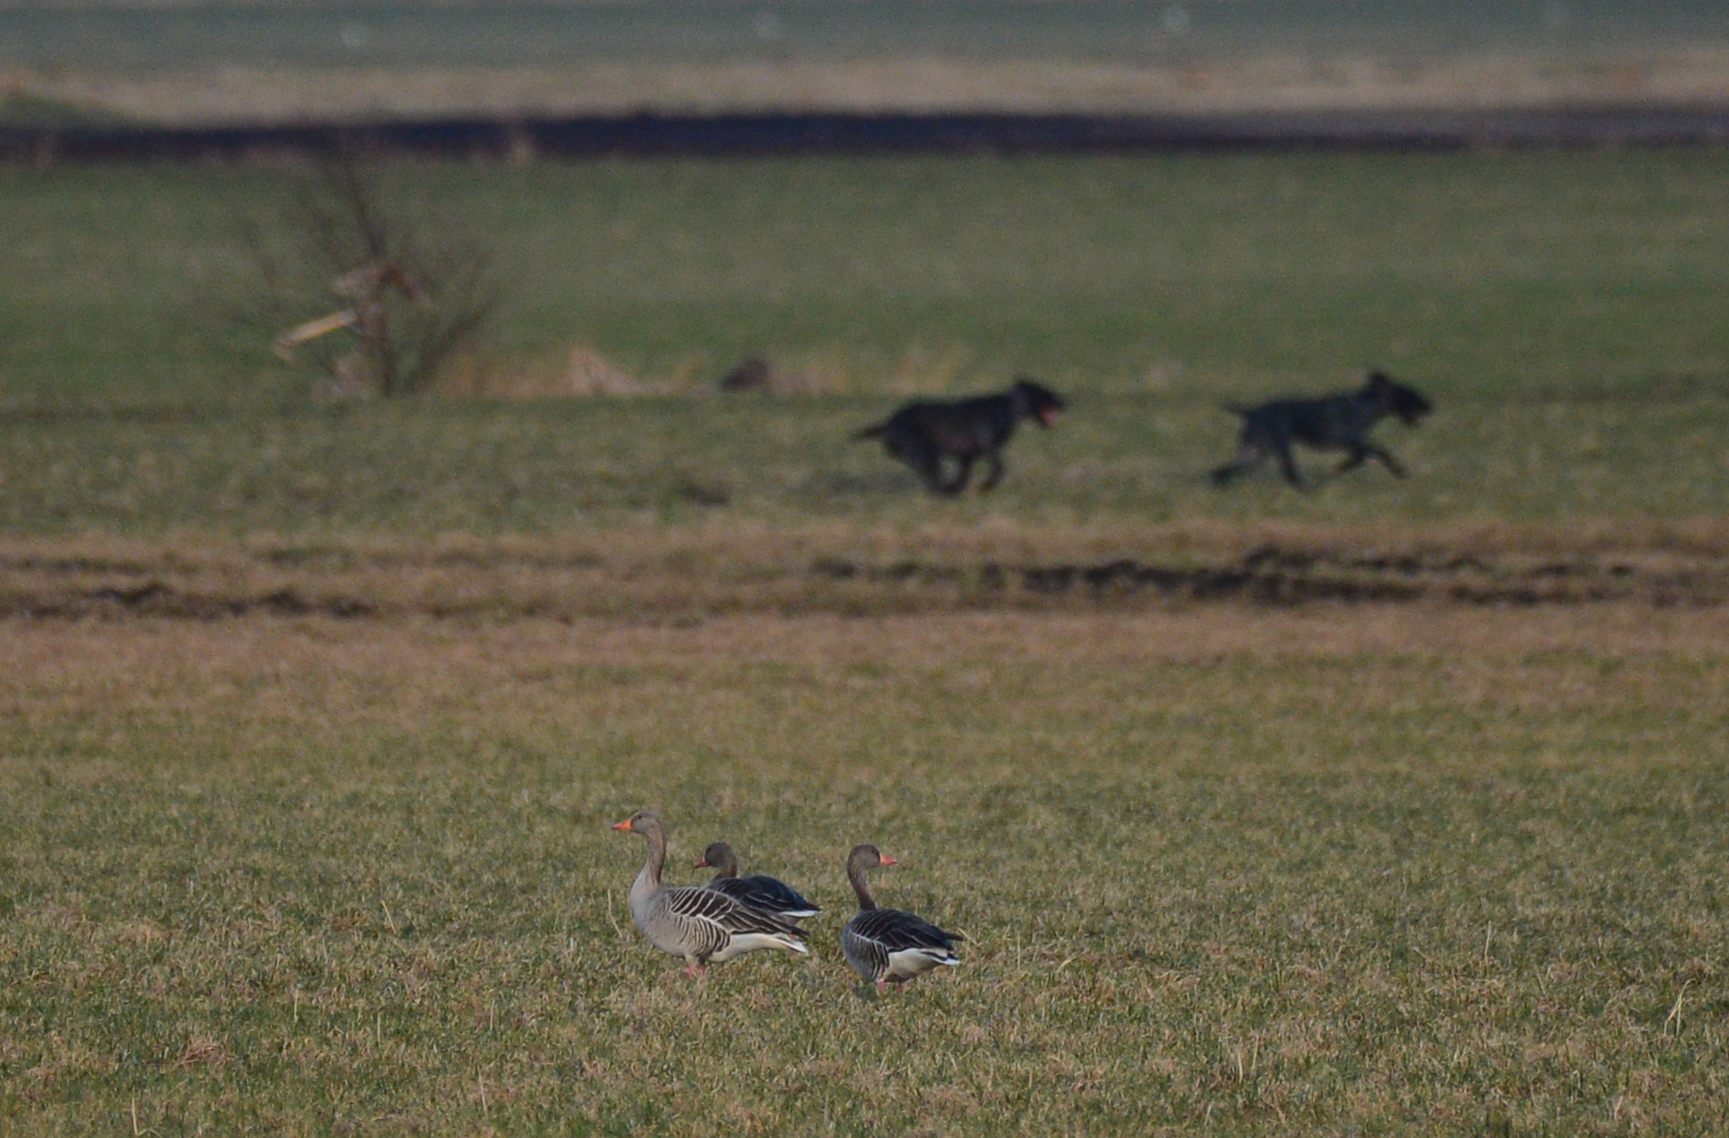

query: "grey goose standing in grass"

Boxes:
[841, 844, 964, 991]
[612, 811, 809, 977]
[695, 841, 821, 920]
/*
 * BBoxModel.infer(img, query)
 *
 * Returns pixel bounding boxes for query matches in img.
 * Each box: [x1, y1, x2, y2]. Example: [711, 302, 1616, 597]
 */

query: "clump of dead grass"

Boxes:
[434, 345, 858, 399]
[434, 344, 680, 399]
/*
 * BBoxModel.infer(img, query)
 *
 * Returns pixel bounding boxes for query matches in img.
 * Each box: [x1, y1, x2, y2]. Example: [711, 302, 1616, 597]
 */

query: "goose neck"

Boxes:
[848, 860, 878, 911]
[636, 818, 667, 889]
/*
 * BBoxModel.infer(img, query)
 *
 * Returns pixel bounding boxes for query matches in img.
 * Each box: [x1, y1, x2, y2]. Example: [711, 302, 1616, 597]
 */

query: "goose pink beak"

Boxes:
[880, 854, 898, 866]
[612, 819, 633, 832]
[693, 856, 710, 868]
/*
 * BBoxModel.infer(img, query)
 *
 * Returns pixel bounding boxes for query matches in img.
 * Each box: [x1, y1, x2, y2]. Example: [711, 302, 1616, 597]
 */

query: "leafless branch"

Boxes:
[230, 144, 506, 397]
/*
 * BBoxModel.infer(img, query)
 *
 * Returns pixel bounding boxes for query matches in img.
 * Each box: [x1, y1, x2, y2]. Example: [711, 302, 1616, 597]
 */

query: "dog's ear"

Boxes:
[1365, 371, 1404, 412]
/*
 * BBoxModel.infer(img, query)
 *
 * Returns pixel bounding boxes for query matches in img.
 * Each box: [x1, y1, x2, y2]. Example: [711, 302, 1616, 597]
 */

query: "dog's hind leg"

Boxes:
[901, 442, 948, 496]
[978, 451, 1005, 492]
[915, 457, 950, 495]
[938, 456, 975, 497]
[1210, 445, 1264, 486]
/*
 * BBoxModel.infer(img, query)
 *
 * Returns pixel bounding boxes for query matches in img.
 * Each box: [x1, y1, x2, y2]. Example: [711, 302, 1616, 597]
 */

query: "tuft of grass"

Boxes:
[2, 609, 1727, 1134]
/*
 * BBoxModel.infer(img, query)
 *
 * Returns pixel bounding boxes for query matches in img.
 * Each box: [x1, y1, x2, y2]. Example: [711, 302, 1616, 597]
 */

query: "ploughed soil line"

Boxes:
[807, 546, 1687, 606]
[1, 541, 1724, 621]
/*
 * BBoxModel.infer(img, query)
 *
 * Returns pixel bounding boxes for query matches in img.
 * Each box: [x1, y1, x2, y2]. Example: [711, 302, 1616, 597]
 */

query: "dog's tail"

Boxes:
[852, 422, 887, 441]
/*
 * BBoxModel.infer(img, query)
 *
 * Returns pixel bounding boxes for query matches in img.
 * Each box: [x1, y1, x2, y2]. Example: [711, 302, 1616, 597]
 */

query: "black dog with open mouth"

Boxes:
[853, 378, 1066, 497]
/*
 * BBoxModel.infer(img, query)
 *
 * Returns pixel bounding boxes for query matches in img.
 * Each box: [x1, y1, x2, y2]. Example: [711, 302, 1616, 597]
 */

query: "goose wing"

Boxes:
[711, 873, 821, 918]
[660, 884, 803, 950]
[662, 884, 804, 937]
[848, 907, 962, 953]
[842, 907, 963, 983]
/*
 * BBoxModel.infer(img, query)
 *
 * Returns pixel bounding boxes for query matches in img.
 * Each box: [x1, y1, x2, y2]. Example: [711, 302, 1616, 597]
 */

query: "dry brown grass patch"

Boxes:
[433, 345, 690, 399]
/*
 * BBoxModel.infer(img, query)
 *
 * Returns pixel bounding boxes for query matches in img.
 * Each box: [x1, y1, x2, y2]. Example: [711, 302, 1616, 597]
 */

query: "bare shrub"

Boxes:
[238, 148, 505, 398]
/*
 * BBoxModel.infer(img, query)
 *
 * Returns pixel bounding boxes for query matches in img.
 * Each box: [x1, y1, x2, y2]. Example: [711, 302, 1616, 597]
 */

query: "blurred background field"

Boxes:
[1, 149, 1726, 536]
[3, 0, 1728, 124]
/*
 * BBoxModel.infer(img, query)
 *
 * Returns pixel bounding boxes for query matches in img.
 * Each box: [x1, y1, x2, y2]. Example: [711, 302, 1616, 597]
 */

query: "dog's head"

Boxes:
[1013, 377, 1067, 428]
[1365, 371, 1432, 426]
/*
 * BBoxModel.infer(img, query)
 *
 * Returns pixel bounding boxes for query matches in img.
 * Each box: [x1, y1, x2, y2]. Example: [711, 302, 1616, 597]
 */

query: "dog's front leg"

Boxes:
[1274, 442, 1307, 489]
[1363, 443, 1407, 478]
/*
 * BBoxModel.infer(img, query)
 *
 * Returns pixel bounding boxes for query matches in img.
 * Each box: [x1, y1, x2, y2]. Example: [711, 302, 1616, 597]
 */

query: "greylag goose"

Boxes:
[841, 844, 964, 991]
[612, 811, 808, 977]
[695, 841, 821, 920]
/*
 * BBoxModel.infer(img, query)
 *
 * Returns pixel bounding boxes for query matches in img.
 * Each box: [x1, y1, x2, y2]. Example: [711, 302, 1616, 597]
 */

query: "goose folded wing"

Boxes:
[714, 874, 820, 915]
[666, 885, 805, 937]
[851, 908, 963, 952]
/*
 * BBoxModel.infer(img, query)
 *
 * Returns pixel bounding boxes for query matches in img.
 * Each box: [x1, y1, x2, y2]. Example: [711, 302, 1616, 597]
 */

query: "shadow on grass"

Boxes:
[797, 469, 926, 500]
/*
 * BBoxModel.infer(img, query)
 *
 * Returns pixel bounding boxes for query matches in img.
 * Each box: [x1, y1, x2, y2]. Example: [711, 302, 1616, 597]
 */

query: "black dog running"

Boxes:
[854, 378, 1066, 497]
[1211, 371, 1432, 489]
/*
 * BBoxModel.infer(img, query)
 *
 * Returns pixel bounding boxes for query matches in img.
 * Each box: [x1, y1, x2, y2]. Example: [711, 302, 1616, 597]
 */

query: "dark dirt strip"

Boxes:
[1, 544, 1722, 620]
[7, 107, 1729, 163]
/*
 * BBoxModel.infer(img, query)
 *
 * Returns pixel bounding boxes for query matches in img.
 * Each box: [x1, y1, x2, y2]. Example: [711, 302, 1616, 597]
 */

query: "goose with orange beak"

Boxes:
[840, 844, 964, 992]
[612, 811, 808, 977]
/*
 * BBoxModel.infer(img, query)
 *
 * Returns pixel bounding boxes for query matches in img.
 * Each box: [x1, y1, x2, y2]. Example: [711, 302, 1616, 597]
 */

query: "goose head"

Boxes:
[694, 841, 740, 875]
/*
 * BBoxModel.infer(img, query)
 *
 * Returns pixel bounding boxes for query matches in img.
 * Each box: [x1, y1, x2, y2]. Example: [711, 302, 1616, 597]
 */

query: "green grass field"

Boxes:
[2, 148, 1729, 1134]
[2, 150, 1728, 533]
[3, 613, 1728, 1134]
